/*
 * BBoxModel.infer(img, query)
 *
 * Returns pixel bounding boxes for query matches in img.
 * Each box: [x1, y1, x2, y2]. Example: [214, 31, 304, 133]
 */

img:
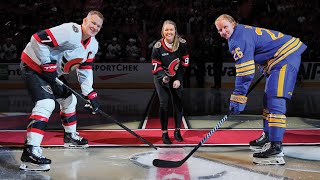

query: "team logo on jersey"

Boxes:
[166, 58, 180, 76]
[61, 57, 83, 73]
[179, 37, 186, 43]
[72, 25, 79, 33]
[154, 42, 161, 48]
[41, 85, 53, 94]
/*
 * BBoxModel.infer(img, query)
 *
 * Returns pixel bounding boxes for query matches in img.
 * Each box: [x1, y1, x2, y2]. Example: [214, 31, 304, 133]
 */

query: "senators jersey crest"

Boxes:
[166, 58, 180, 76]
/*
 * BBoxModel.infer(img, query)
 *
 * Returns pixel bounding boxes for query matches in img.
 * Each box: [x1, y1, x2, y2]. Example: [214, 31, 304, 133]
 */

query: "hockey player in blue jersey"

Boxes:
[215, 14, 307, 165]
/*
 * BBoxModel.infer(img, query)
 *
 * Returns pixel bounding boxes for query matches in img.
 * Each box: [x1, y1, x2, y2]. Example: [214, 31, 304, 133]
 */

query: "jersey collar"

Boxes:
[161, 38, 173, 52]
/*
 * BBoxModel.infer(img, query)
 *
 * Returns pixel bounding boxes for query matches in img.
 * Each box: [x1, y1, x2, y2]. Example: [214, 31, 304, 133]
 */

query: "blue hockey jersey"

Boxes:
[228, 24, 307, 95]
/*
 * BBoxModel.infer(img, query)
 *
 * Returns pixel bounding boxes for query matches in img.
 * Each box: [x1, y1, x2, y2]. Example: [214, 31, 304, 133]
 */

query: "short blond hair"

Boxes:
[87, 10, 105, 21]
[215, 14, 237, 25]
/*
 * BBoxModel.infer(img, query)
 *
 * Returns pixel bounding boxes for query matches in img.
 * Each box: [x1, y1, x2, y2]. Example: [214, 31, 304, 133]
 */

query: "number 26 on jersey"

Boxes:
[232, 47, 243, 61]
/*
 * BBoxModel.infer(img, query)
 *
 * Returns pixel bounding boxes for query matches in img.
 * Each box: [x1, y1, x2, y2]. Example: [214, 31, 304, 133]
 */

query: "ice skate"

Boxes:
[249, 132, 269, 151]
[162, 132, 172, 144]
[64, 132, 89, 148]
[174, 129, 183, 142]
[253, 142, 285, 165]
[20, 145, 51, 171]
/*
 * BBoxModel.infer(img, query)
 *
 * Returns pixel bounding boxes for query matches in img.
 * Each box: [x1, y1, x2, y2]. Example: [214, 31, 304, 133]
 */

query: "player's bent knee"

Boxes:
[59, 94, 77, 113]
[32, 99, 56, 117]
[267, 97, 286, 114]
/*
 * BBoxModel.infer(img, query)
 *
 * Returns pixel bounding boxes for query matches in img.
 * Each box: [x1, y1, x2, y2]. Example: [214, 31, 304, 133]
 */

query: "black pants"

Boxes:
[154, 77, 183, 131]
[20, 62, 71, 102]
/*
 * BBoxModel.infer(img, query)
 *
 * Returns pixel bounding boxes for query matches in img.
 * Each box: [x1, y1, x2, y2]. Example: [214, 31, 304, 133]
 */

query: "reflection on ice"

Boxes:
[0, 146, 319, 179]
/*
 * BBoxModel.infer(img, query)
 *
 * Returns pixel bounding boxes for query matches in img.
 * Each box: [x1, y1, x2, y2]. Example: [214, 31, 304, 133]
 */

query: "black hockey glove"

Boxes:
[41, 61, 63, 95]
[84, 91, 101, 114]
[40, 61, 58, 86]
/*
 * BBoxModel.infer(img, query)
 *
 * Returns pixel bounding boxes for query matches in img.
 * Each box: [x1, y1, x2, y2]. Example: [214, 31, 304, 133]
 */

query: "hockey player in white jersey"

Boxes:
[19, 10, 104, 171]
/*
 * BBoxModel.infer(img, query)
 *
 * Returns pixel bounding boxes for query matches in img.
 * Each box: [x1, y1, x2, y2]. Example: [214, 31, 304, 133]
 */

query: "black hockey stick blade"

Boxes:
[153, 158, 184, 168]
[152, 114, 229, 168]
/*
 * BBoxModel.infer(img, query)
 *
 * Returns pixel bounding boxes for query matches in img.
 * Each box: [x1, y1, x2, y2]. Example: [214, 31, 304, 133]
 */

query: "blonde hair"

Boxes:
[215, 14, 237, 26]
[87, 10, 105, 21]
[161, 20, 180, 52]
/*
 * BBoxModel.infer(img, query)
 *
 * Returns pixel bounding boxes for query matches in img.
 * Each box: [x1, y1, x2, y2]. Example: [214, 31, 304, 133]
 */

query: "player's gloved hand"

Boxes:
[229, 94, 248, 114]
[41, 61, 64, 95]
[84, 91, 101, 114]
[41, 61, 58, 86]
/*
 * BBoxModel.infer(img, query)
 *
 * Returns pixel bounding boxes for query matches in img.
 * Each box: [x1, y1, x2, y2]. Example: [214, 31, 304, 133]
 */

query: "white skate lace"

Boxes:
[261, 142, 271, 152]
[33, 146, 46, 159]
[71, 132, 83, 141]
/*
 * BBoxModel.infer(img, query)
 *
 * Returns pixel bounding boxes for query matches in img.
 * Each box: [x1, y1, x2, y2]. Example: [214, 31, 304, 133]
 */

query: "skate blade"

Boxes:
[253, 157, 285, 165]
[64, 143, 89, 149]
[20, 163, 50, 171]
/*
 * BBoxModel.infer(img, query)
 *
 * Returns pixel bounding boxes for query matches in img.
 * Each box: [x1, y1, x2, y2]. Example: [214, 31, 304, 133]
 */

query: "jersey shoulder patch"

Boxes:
[154, 41, 161, 48]
[179, 37, 186, 43]
[72, 24, 79, 33]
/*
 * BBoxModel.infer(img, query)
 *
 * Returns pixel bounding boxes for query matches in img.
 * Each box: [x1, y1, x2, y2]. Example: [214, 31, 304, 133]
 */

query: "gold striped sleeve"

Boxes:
[235, 60, 255, 76]
[235, 60, 255, 68]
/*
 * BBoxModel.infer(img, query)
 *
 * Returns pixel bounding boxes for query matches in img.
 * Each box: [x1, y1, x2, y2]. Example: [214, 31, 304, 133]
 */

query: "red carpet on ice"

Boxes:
[143, 117, 187, 129]
[0, 129, 319, 147]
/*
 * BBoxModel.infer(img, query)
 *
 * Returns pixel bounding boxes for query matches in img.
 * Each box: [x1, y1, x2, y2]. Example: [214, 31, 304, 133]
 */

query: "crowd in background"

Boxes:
[0, 0, 319, 64]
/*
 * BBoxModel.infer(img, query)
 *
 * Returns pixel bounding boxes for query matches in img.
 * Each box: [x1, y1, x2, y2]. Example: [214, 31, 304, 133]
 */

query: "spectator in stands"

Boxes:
[105, 37, 122, 60]
[125, 38, 141, 61]
[2, 38, 17, 62]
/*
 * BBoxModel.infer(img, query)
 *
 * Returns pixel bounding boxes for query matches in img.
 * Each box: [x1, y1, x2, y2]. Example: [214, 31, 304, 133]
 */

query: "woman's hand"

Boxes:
[173, 80, 180, 89]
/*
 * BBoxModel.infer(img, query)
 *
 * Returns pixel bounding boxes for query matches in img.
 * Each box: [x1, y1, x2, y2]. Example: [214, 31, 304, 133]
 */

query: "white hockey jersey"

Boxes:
[21, 23, 99, 96]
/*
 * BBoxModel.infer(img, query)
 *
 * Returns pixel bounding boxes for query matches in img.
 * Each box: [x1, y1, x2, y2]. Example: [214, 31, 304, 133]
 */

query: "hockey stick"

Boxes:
[55, 78, 158, 150]
[152, 74, 264, 167]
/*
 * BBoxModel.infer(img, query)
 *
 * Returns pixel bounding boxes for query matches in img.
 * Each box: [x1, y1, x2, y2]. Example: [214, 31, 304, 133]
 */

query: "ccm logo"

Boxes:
[88, 92, 97, 99]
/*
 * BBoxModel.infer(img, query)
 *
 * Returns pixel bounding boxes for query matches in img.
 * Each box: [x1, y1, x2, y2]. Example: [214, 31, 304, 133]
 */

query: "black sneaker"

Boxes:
[174, 129, 183, 142]
[249, 132, 269, 151]
[20, 145, 51, 171]
[64, 132, 89, 148]
[162, 132, 172, 144]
